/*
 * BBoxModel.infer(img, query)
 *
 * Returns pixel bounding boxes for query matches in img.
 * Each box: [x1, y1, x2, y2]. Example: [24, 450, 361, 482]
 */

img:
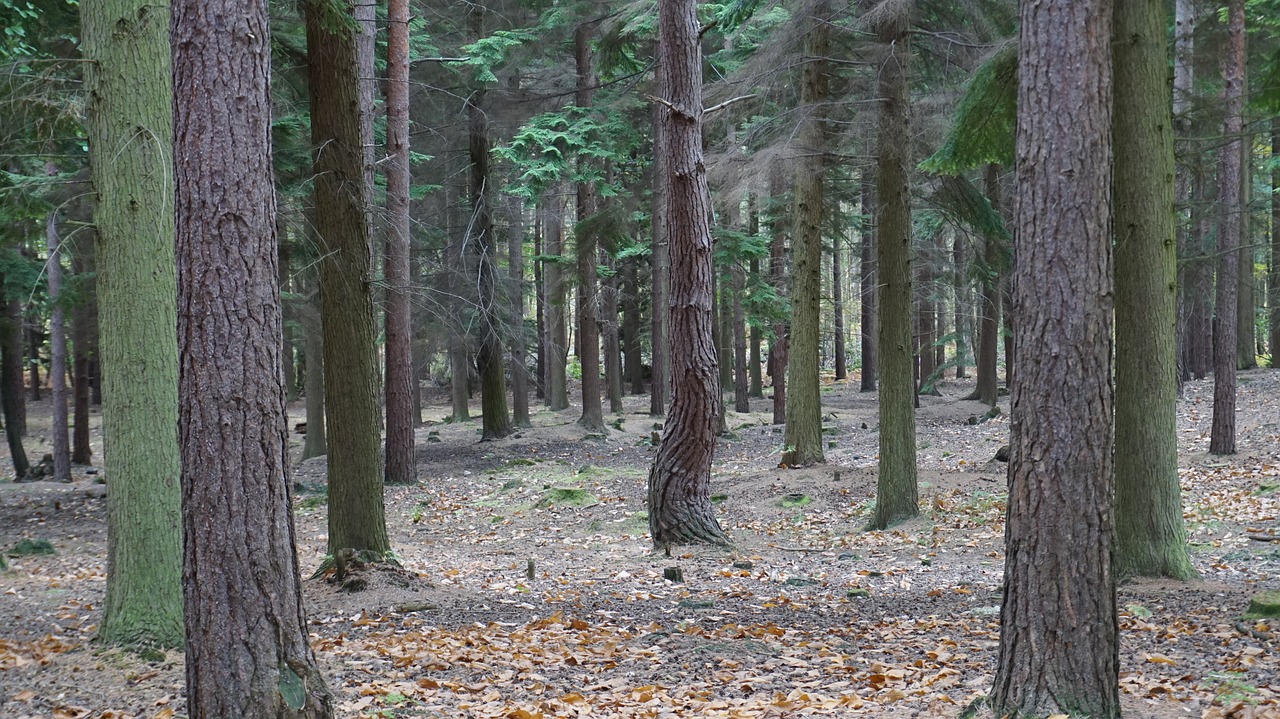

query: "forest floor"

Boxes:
[0, 371, 1278, 719]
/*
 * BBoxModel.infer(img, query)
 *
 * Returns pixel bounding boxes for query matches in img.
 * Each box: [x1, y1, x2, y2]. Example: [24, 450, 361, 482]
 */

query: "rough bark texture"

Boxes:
[1174, 0, 1195, 381]
[47, 214, 70, 482]
[544, 196, 570, 410]
[575, 23, 605, 433]
[768, 163, 788, 426]
[733, 261, 749, 413]
[1188, 166, 1213, 379]
[306, 0, 391, 554]
[833, 236, 846, 380]
[468, 17, 512, 441]
[173, 0, 334, 712]
[623, 259, 645, 395]
[71, 237, 93, 465]
[781, 0, 829, 467]
[534, 210, 546, 400]
[972, 165, 1001, 407]
[647, 0, 726, 548]
[649, 99, 670, 417]
[748, 193, 764, 399]
[82, 0, 183, 648]
[0, 290, 28, 477]
[1271, 119, 1280, 366]
[990, 0, 1120, 714]
[869, 14, 917, 530]
[507, 199, 531, 428]
[859, 173, 876, 392]
[1239, 137, 1256, 370]
[1113, 0, 1194, 581]
[383, 0, 415, 483]
[951, 233, 967, 379]
[301, 290, 327, 460]
[1211, 0, 1245, 456]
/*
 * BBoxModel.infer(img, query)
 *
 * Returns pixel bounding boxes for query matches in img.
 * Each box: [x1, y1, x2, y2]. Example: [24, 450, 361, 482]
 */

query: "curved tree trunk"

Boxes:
[991, 0, 1119, 713]
[82, 0, 182, 647]
[869, 12, 917, 530]
[647, 0, 726, 549]
[1113, 0, 1194, 580]
[1211, 0, 1245, 455]
[306, 0, 391, 555]
[174, 0, 334, 712]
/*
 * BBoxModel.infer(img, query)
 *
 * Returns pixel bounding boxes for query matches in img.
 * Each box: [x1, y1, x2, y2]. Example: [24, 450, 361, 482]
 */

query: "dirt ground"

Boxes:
[0, 370, 1277, 718]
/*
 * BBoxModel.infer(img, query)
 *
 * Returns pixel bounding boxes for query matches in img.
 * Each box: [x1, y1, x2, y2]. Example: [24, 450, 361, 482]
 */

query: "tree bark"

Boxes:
[1211, 0, 1245, 456]
[649, 96, 670, 417]
[781, 0, 829, 467]
[623, 258, 645, 395]
[1239, 130, 1256, 370]
[833, 233, 846, 381]
[1174, 0, 1195, 383]
[173, 0, 334, 711]
[647, 0, 727, 548]
[768, 162, 788, 425]
[306, 0, 391, 554]
[973, 166, 1001, 408]
[383, 0, 415, 483]
[71, 233, 93, 465]
[1112, 0, 1195, 580]
[869, 11, 917, 530]
[301, 289, 327, 461]
[859, 172, 876, 392]
[47, 213, 70, 483]
[575, 22, 605, 433]
[82, 0, 182, 647]
[544, 196, 570, 410]
[1271, 119, 1280, 366]
[507, 199, 532, 428]
[732, 259, 749, 413]
[534, 209, 546, 399]
[991, 0, 1119, 713]
[952, 232, 967, 379]
[747, 193, 763, 398]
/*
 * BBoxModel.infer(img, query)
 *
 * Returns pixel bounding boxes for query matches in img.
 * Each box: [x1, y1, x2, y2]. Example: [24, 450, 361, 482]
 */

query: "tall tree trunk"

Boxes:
[748, 193, 763, 399]
[507, 199, 532, 427]
[733, 260, 749, 413]
[647, 0, 727, 548]
[915, 236, 937, 394]
[383, 0, 414, 483]
[623, 258, 645, 395]
[82, 0, 182, 647]
[47, 213, 70, 482]
[306, 0, 391, 555]
[469, 12, 512, 441]
[1211, 0, 1245, 456]
[833, 234, 846, 381]
[1190, 166, 1213, 378]
[973, 166, 1002, 408]
[649, 98, 670, 417]
[1112, 0, 1194, 580]
[602, 261, 624, 413]
[781, 0, 829, 467]
[768, 162, 788, 425]
[28, 319, 40, 402]
[544, 196, 570, 410]
[1271, 119, 1280, 366]
[952, 231, 967, 379]
[859, 172, 877, 392]
[1, 286, 29, 479]
[174, 0, 334, 708]
[1238, 133, 1257, 370]
[301, 292, 327, 460]
[575, 22, 605, 433]
[991, 0, 1119, 713]
[534, 209, 546, 399]
[71, 233, 93, 465]
[1174, 0, 1195, 383]
[869, 11, 916, 530]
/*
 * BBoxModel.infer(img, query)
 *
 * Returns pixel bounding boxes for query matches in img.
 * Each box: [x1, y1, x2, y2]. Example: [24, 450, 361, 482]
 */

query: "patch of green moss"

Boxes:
[535, 487, 597, 509]
[779, 493, 812, 509]
[9, 538, 55, 556]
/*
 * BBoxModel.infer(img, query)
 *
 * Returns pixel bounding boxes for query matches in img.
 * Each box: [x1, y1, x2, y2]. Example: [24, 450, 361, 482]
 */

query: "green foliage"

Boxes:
[920, 41, 1017, 174]
[929, 175, 1009, 241]
[9, 537, 55, 556]
[495, 105, 642, 200]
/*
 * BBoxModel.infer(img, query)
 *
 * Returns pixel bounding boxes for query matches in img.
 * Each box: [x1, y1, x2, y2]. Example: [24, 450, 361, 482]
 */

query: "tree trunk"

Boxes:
[991, 0, 1120, 713]
[647, 0, 727, 548]
[534, 209, 546, 400]
[82, 0, 182, 648]
[649, 98, 670, 417]
[174, 0, 335, 708]
[732, 260, 749, 413]
[1174, 0, 1195, 383]
[781, 0, 829, 467]
[1112, 0, 1195, 581]
[507, 199, 532, 428]
[952, 232, 967, 379]
[544, 196, 570, 410]
[468, 14, 512, 442]
[1238, 133, 1257, 370]
[71, 234, 93, 465]
[1189, 166, 1213, 379]
[1211, 0, 1245, 456]
[383, 0, 415, 483]
[306, 0, 391, 555]
[859, 172, 877, 392]
[1, 286, 29, 479]
[47, 213, 70, 482]
[1271, 119, 1280, 366]
[28, 319, 40, 403]
[833, 234, 846, 380]
[974, 167, 1002, 408]
[301, 291, 327, 460]
[748, 193, 764, 399]
[623, 258, 645, 395]
[768, 162, 788, 426]
[575, 23, 605, 433]
[869, 12, 917, 530]
[602, 261, 624, 413]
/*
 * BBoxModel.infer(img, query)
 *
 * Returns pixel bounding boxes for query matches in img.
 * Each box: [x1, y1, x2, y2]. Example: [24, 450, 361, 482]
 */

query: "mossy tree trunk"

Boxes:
[1113, 0, 1195, 581]
[82, 0, 182, 647]
[781, 0, 829, 467]
[647, 0, 727, 549]
[306, 0, 391, 555]
[869, 10, 917, 531]
[174, 0, 334, 709]
[991, 0, 1120, 713]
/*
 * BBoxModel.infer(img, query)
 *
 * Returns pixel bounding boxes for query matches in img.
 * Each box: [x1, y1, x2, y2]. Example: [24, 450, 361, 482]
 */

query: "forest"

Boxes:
[1, 0, 1279, 716]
